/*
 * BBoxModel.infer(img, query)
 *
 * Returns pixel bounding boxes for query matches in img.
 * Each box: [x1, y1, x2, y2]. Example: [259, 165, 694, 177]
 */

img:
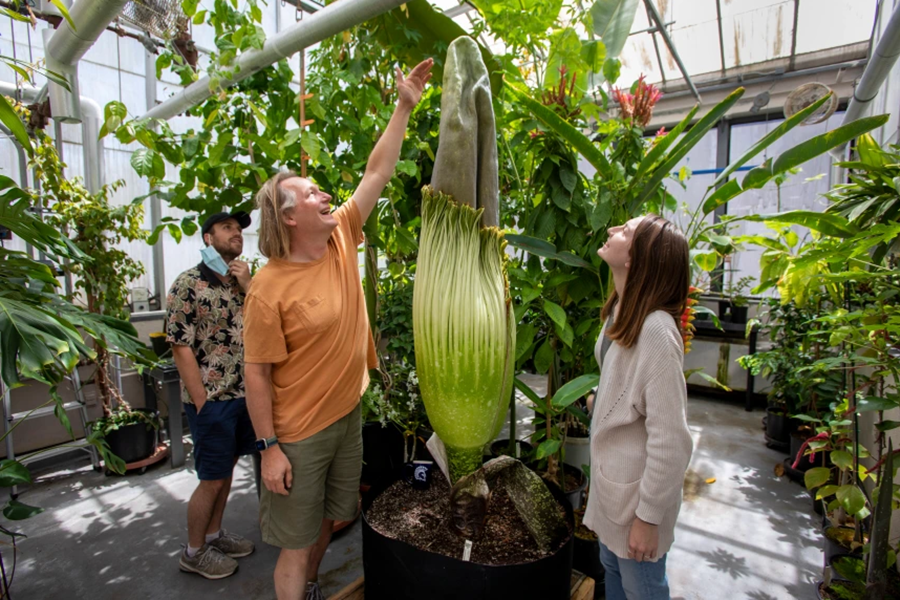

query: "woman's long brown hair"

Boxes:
[601, 214, 690, 348]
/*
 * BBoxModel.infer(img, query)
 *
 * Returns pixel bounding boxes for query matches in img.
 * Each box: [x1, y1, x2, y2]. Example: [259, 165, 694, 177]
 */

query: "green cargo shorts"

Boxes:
[259, 403, 362, 549]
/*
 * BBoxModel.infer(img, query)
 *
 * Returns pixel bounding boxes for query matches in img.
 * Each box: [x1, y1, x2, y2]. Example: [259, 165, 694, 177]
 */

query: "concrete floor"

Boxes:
[4, 395, 822, 599]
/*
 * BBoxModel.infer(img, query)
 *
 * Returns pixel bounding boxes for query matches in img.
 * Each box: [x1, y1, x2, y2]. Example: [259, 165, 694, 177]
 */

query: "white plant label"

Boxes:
[462, 539, 473, 562]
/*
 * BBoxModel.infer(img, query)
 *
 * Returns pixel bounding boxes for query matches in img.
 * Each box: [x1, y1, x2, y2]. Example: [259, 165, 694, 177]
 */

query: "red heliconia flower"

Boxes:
[611, 75, 663, 127]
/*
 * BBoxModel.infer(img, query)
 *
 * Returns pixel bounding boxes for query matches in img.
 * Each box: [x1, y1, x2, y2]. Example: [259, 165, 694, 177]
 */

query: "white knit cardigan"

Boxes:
[583, 310, 693, 561]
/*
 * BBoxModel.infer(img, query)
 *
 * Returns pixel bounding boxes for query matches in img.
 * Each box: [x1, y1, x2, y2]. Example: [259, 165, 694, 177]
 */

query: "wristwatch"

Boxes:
[255, 435, 278, 451]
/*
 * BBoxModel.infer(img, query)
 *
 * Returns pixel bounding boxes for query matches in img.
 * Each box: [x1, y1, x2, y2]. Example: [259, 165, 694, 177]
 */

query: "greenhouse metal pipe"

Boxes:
[45, 0, 130, 66]
[643, 0, 701, 103]
[830, 0, 900, 158]
[140, 0, 407, 121]
[0, 81, 105, 194]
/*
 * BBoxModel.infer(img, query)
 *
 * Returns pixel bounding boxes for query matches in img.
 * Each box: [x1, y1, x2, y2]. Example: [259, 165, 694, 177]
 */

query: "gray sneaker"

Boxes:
[208, 529, 255, 558]
[179, 544, 238, 580]
[306, 581, 325, 600]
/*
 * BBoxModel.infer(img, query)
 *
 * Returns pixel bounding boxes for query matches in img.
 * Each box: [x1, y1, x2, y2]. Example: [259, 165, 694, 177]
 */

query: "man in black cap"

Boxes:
[166, 210, 256, 579]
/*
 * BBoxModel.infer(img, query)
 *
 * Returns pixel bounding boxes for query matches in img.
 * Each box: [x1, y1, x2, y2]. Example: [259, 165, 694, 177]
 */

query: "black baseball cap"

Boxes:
[201, 211, 251, 237]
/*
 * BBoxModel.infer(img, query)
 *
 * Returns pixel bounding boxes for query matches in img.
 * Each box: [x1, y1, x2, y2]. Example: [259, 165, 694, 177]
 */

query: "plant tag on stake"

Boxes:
[462, 539, 473, 562]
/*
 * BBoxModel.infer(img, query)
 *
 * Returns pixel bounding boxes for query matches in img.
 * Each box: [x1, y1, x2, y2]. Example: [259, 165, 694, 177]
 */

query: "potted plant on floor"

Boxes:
[739, 299, 816, 451]
[362, 36, 576, 600]
[36, 129, 160, 468]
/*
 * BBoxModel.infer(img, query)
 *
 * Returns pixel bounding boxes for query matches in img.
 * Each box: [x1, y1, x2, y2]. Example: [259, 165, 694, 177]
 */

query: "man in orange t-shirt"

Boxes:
[243, 58, 433, 600]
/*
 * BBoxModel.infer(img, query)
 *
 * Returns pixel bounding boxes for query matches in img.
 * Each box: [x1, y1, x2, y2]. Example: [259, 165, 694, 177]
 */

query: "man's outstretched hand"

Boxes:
[396, 58, 434, 111]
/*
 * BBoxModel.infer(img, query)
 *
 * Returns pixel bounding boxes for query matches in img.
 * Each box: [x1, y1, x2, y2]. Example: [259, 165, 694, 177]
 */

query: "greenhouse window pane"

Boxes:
[725, 111, 845, 292]
[720, 0, 794, 69]
[795, 0, 873, 54]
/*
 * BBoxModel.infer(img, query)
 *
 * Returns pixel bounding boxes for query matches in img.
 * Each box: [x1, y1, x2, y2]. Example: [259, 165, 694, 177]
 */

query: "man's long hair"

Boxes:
[255, 171, 299, 260]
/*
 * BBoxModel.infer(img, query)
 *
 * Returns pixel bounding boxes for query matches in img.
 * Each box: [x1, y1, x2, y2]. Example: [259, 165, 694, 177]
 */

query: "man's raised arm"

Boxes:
[352, 58, 433, 222]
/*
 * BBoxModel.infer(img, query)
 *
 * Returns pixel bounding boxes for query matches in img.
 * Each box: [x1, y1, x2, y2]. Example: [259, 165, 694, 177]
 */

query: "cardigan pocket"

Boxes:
[594, 470, 642, 526]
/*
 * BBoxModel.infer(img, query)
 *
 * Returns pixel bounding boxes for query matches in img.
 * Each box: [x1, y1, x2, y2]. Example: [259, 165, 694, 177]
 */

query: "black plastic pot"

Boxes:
[572, 534, 604, 598]
[562, 463, 588, 511]
[104, 409, 158, 465]
[717, 300, 749, 325]
[489, 439, 534, 461]
[823, 526, 862, 565]
[764, 408, 791, 452]
[807, 485, 824, 516]
[362, 481, 575, 600]
[361, 422, 406, 489]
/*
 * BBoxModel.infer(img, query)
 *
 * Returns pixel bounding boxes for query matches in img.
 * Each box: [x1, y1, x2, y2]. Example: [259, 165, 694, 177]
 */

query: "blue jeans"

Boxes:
[599, 541, 670, 600]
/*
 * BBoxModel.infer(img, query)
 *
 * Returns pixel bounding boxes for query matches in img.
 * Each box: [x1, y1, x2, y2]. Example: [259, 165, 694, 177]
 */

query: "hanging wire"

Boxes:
[115, 19, 123, 105]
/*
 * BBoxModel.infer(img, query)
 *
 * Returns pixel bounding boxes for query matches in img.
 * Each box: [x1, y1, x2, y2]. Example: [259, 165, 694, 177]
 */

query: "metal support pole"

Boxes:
[715, 0, 726, 74]
[643, 0, 701, 103]
[145, 49, 166, 308]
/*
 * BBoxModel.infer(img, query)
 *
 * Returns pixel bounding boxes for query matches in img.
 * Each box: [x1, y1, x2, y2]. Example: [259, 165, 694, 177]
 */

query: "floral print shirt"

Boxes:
[166, 263, 245, 404]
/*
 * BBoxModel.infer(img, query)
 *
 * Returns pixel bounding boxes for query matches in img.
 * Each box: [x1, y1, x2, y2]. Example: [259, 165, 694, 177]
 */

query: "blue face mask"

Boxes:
[201, 245, 229, 276]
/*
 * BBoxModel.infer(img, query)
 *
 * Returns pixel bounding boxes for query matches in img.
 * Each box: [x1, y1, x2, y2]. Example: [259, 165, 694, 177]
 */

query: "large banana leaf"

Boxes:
[708, 93, 833, 190]
[589, 0, 640, 58]
[702, 114, 891, 216]
[629, 87, 745, 213]
[739, 210, 859, 239]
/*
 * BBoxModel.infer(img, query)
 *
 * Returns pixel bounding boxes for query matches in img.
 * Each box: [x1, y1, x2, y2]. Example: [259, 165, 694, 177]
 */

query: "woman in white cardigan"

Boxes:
[583, 214, 694, 600]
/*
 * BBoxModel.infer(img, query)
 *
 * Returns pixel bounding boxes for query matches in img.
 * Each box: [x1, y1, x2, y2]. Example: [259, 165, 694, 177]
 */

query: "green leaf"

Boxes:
[130, 148, 165, 179]
[552, 374, 598, 408]
[816, 484, 840, 500]
[536, 439, 561, 459]
[743, 210, 858, 239]
[534, 339, 554, 374]
[701, 179, 742, 215]
[875, 420, 900, 433]
[543, 300, 567, 329]
[181, 0, 200, 18]
[514, 375, 544, 406]
[3, 499, 43, 521]
[830, 450, 853, 471]
[0, 94, 32, 155]
[858, 396, 899, 412]
[0, 460, 32, 488]
[559, 165, 577, 193]
[49, 0, 76, 30]
[602, 57, 621, 84]
[590, 192, 613, 231]
[0, 8, 31, 22]
[589, 0, 640, 58]
[694, 251, 719, 271]
[836, 484, 866, 516]
[301, 130, 322, 163]
[772, 114, 890, 175]
[505, 234, 597, 272]
[804, 467, 832, 490]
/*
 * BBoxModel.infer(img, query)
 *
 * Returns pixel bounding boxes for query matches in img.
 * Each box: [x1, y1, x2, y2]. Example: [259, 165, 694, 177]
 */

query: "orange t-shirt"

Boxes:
[243, 200, 378, 443]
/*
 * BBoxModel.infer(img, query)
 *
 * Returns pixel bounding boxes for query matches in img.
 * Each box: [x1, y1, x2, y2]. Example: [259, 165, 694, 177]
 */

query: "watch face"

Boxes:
[255, 439, 267, 451]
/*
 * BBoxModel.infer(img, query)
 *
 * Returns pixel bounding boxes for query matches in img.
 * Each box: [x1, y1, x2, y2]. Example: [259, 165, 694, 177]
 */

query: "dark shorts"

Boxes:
[185, 397, 257, 481]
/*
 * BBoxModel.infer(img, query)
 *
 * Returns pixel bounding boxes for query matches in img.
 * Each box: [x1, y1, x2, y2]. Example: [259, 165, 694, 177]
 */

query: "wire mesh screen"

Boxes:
[120, 0, 189, 39]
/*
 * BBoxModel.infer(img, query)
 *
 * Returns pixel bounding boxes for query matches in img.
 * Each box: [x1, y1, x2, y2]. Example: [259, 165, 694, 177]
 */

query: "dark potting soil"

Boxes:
[367, 476, 571, 566]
